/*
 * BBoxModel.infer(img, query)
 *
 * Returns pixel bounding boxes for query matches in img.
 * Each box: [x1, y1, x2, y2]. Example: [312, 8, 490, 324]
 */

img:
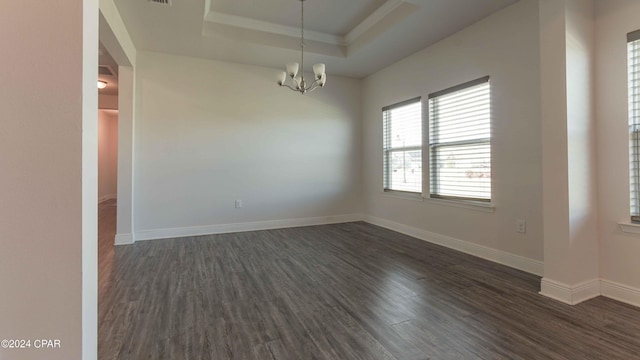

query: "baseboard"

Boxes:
[114, 233, 134, 246]
[601, 280, 640, 307]
[135, 213, 365, 241]
[364, 215, 544, 276]
[98, 194, 117, 203]
[539, 278, 601, 305]
[539, 278, 640, 307]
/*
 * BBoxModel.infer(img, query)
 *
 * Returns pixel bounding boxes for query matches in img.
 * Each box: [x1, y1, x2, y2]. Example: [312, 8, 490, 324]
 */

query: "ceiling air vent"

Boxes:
[148, 0, 172, 5]
[98, 65, 116, 77]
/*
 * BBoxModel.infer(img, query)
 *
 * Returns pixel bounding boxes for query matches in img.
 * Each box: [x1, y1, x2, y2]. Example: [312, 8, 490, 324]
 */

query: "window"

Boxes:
[628, 30, 640, 222]
[429, 76, 491, 202]
[383, 97, 422, 194]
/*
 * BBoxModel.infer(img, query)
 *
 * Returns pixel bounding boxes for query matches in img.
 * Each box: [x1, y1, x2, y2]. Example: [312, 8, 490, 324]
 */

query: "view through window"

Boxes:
[383, 97, 422, 194]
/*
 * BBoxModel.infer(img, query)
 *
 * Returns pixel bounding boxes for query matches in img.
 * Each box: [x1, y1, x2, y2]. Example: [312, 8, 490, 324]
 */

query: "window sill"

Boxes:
[426, 197, 495, 213]
[382, 190, 424, 202]
[618, 222, 640, 235]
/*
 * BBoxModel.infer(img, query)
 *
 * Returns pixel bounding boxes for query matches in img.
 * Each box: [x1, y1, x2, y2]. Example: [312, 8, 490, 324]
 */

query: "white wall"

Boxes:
[596, 0, 640, 300]
[538, 0, 571, 285]
[132, 51, 362, 238]
[99, 0, 137, 245]
[565, 0, 599, 286]
[538, 0, 600, 304]
[99, 94, 118, 109]
[98, 110, 118, 202]
[0, 1, 98, 359]
[362, 0, 543, 270]
[115, 66, 136, 244]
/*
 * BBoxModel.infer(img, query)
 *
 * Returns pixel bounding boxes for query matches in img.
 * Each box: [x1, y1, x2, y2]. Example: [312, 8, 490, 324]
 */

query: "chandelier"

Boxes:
[277, 0, 326, 94]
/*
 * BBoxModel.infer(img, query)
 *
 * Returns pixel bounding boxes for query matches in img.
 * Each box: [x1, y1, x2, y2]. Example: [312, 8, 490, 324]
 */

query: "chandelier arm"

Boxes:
[310, 81, 323, 92]
[292, 77, 302, 89]
[281, 84, 301, 92]
[308, 78, 323, 91]
[286, 76, 321, 93]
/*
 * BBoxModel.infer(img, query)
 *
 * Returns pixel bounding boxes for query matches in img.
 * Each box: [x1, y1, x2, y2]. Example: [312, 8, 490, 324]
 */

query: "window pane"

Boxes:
[388, 150, 422, 193]
[629, 37, 640, 217]
[429, 78, 491, 202]
[630, 130, 640, 216]
[388, 104, 422, 148]
[383, 98, 422, 193]
[430, 87, 491, 144]
[431, 143, 490, 200]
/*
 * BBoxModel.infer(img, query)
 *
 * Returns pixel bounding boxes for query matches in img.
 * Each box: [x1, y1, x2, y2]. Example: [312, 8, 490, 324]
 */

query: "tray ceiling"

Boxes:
[113, 0, 520, 78]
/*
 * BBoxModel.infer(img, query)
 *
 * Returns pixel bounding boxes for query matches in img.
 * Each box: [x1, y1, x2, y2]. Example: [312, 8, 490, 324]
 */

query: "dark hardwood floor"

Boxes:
[98, 201, 640, 359]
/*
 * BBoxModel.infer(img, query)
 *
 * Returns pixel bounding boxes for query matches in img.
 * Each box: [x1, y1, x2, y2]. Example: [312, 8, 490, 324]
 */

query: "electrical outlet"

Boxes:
[235, 200, 242, 208]
[517, 219, 526, 233]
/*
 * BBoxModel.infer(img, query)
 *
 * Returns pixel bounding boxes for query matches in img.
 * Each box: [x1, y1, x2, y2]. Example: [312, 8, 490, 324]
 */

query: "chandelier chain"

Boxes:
[301, 0, 305, 85]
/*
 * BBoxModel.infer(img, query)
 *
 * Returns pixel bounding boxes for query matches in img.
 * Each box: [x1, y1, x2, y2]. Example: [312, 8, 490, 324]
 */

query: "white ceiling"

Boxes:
[113, 0, 519, 78]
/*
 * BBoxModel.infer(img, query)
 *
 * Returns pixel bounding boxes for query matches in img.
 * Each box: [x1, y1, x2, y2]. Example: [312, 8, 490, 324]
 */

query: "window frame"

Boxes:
[628, 30, 640, 223]
[382, 97, 423, 195]
[428, 76, 492, 203]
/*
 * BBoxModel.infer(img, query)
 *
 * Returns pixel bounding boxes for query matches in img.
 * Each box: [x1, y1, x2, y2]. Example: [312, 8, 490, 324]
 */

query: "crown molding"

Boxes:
[344, 0, 404, 45]
[204, 11, 344, 46]
[202, 0, 419, 55]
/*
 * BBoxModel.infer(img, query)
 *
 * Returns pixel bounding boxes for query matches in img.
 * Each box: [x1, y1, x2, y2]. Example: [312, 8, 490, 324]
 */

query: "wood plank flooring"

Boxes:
[98, 201, 640, 359]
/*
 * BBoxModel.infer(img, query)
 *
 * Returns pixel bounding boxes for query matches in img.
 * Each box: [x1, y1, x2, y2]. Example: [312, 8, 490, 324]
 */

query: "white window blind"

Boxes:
[429, 77, 491, 202]
[628, 30, 640, 222]
[383, 97, 422, 193]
